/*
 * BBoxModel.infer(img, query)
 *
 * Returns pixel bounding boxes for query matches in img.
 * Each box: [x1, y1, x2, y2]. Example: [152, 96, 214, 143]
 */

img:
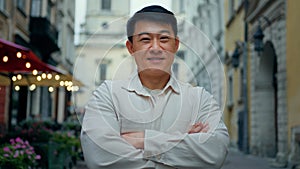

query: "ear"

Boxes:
[174, 37, 180, 51]
[126, 40, 134, 55]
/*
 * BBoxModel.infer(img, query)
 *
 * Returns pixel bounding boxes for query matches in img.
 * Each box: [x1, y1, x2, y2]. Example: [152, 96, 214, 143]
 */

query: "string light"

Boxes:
[37, 76, 42, 81]
[59, 81, 64, 86]
[47, 73, 52, 79]
[32, 69, 38, 75]
[17, 74, 22, 80]
[64, 81, 69, 86]
[25, 62, 31, 68]
[55, 75, 60, 80]
[15, 86, 20, 91]
[12, 76, 17, 81]
[41, 73, 46, 79]
[73, 86, 79, 92]
[3, 56, 8, 62]
[29, 84, 36, 91]
[16, 52, 22, 58]
[67, 86, 72, 91]
[48, 86, 54, 92]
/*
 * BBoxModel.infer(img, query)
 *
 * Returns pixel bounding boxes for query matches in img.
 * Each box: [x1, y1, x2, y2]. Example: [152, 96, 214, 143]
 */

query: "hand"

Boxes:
[121, 131, 145, 149]
[188, 122, 209, 134]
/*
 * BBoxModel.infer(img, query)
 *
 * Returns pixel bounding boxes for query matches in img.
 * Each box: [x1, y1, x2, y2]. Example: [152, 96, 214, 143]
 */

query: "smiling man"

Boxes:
[81, 5, 229, 169]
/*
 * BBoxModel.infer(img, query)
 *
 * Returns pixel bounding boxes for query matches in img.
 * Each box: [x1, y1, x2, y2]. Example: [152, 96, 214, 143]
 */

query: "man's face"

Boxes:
[126, 20, 179, 74]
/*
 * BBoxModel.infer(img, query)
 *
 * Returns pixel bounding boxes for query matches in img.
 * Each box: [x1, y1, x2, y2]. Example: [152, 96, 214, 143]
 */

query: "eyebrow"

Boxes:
[137, 30, 172, 37]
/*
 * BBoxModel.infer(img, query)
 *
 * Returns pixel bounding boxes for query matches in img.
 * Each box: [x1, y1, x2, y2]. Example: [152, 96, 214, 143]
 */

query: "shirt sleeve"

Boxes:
[143, 88, 230, 169]
[80, 81, 152, 169]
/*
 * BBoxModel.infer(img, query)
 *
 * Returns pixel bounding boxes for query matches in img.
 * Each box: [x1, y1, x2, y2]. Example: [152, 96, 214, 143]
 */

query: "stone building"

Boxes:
[75, 0, 132, 108]
[179, 0, 226, 107]
[224, 0, 300, 167]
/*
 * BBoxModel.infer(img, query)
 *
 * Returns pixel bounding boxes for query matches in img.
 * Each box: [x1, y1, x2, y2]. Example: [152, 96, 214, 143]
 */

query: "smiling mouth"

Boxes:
[147, 58, 165, 61]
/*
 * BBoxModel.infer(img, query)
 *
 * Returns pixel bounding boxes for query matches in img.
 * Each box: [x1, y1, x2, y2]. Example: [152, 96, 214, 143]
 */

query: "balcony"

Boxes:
[29, 17, 59, 59]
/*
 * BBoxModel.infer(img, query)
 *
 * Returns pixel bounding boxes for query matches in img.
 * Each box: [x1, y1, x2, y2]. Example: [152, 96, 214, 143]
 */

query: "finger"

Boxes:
[188, 122, 209, 133]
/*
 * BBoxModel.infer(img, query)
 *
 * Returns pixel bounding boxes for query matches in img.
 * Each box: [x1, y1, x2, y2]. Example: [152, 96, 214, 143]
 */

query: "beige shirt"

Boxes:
[81, 72, 229, 169]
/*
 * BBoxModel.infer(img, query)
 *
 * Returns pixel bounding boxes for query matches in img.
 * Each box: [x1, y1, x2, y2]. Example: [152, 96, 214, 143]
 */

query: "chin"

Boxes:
[139, 68, 170, 76]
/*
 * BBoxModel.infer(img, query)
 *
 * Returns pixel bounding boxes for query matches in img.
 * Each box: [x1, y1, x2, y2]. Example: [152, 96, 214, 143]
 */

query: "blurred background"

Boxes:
[0, 0, 299, 168]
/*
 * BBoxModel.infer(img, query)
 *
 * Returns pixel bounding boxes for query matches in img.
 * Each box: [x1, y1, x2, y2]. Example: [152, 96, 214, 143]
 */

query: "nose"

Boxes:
[150, 38, 162, 54]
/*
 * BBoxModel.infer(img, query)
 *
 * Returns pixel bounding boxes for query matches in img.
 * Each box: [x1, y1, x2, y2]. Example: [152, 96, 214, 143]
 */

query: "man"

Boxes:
[81, 5, 229, 169]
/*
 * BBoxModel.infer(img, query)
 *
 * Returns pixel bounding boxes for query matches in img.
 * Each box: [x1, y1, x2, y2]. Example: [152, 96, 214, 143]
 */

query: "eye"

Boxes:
[160, 36, 170, 42]
[139, 37, 151, 43]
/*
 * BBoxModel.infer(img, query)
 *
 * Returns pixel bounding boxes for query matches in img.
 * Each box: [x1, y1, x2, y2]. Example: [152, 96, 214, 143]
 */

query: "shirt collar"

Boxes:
[123, 70, 180, 96]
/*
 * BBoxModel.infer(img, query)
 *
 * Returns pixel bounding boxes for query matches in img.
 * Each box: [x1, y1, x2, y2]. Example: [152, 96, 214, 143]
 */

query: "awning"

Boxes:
[0, 38, 63, 73]
[0, 38, 83, 90]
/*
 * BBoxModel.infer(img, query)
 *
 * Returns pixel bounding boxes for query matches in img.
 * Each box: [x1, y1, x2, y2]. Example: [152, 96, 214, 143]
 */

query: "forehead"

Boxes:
[133, 20, 174, 36]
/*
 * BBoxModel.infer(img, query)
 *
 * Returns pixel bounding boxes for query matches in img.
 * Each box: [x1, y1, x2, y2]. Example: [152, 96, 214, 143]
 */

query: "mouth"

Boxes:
[147, 57, 165, 61]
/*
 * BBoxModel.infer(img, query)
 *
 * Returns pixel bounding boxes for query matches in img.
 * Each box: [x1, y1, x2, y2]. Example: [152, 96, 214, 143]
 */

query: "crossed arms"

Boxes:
[81, 82, 229, 169]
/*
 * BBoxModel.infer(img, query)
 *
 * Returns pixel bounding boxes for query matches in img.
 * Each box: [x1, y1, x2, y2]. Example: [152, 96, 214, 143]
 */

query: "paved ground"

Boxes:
[221, 148, 287, 169]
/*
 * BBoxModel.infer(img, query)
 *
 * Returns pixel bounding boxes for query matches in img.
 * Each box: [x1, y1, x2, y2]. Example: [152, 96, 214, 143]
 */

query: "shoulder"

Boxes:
[177, 81, 206, 94]
[94, 79, 130, 94]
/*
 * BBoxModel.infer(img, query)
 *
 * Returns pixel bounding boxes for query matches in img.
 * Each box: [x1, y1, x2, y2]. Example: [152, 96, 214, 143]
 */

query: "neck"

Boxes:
[138, 69, 170, 90]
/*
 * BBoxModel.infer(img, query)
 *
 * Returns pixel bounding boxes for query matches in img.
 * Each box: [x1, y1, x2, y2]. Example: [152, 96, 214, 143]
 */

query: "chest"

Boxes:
[113, 90, 197, 133]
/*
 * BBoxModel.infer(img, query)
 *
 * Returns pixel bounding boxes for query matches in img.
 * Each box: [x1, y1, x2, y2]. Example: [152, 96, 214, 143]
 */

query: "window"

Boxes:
[101, 0, 111, 11]
[228, 76, 233, 106]
[240, 68, 244, 99]
[17, 0, 26, 14]
[46, 2, 51, 20]
[0, 0, 5, 12]
[99, 64, 107, 81]
[179, 0, 184, 13]
[172, 62, 179, 78]
[228, 0, 235, 20]
[31, 0, 42, 17]
[176, 50, 185, 60]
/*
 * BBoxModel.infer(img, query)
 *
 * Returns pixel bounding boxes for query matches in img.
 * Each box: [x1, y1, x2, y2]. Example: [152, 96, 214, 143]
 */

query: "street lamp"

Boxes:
[253, 24, 265, 53]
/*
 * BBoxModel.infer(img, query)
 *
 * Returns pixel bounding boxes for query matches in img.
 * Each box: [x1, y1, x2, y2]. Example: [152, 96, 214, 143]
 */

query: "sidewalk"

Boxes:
[221, 148, 287, 169]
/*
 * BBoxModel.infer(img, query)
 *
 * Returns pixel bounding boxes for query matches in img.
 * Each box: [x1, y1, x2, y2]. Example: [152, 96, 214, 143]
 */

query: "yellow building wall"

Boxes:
[224, 0, 245, 146]
[286, 0, 300, 136]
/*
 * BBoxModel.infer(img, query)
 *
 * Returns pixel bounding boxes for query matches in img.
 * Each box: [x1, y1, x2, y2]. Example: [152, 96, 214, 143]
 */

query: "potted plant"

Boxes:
[0, 137, 41, 169]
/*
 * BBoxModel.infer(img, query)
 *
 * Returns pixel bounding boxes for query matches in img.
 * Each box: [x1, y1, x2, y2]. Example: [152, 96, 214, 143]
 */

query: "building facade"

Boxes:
[224, 0, 247, 152]
[0, 0, 76, 131]
[224, 0, 300, 168]
[75, 0, 132, 108]
[179, 0, 226, 107]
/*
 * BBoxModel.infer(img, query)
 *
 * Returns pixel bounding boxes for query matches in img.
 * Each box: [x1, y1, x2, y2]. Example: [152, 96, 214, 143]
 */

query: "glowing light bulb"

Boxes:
[17, 74, 22, 80]
[12, 76, 17, 81]
[25, 62, 31, 68]
[29, 84, 36, 91]
[48, 86, 54, 92]
[3, 56, 8, 62]
[15, 86, 20, 91]
[41, 73, 46, 79]
[32, 69, 38, 75]
[47, 74, 52, 79]
[16, 52, 22, 58]
[55, 75, 60, 80]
